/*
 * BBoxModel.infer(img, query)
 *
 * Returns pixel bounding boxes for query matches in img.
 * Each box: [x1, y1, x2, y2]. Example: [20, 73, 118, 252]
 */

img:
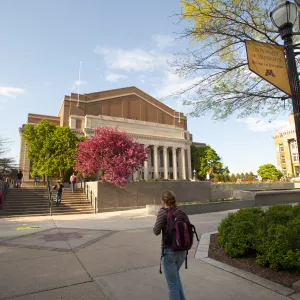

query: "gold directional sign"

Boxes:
[245, 40, 291, 96]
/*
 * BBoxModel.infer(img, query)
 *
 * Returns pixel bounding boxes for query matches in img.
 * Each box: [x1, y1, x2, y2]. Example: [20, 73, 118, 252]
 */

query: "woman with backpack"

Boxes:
[153, 190, 198, 300]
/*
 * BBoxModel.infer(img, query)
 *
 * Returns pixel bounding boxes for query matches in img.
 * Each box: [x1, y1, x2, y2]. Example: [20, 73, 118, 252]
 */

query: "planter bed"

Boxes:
[208, 233, 300, 288]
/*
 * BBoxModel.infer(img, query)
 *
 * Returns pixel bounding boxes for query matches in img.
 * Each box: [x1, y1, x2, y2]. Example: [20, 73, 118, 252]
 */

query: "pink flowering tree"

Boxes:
[74, 127, 148, 187]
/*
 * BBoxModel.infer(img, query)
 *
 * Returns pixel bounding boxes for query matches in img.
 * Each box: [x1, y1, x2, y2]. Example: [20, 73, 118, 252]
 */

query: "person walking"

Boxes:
[16, 170, 23, 188]
[153, 190, 199, 300]
[70, 172, 77, 192]
[53, 180, 64, 205]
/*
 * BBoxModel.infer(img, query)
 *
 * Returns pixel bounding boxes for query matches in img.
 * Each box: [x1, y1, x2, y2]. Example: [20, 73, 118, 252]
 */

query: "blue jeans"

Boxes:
[56, 192, 62, 203]
[163, 249, 187, 300]
[71, 182, 75, 192]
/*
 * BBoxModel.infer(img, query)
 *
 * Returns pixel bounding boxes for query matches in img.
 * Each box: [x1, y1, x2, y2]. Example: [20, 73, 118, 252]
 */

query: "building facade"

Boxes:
[19, 86, 204, 181]
[273, 114, 299, 177]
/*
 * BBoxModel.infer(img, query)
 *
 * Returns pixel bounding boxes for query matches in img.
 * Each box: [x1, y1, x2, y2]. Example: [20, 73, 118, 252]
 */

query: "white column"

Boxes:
[154, 145, 159, 179]
[181, 148, 186, 180]
[144, 148, 149, 181]
[24, 143, 31, 180]
[133, 171, 138, 181]
[187, 146, 192, 180]
[163, 146, 168, 179]
[172, 147, 178, 180]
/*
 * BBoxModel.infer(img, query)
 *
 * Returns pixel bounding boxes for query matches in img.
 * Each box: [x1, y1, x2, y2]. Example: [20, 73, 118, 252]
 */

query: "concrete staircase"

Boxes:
[0, 187, 94, 217]
[52, 189, 95, 215]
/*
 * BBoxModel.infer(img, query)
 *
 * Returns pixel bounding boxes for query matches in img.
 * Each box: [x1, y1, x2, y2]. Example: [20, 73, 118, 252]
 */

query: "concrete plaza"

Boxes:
[0, 209, 296, 299]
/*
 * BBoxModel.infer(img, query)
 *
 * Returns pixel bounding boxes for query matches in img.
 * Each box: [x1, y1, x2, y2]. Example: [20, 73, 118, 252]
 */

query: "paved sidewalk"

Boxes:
[0, 209, 295, 299]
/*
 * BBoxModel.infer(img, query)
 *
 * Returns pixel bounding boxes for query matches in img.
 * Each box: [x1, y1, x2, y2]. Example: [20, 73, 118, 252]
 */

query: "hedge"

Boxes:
[218, 204, 300, 270]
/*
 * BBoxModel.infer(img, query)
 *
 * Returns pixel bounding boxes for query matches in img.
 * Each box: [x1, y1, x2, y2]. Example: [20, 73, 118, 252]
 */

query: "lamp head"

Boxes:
[270, 1, 298, 29]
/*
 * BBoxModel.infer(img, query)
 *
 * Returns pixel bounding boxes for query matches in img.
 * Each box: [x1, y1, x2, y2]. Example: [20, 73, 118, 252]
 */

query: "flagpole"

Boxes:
[76, 61, 82, 107]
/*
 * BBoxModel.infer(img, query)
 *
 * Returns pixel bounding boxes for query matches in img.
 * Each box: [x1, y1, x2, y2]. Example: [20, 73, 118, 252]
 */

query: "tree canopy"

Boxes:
[0, 136, 16, 177]
[22, 120, 80, 177]
[257, 164, 283, 180]
[191, 144, 229, 180]
[74, 127, 148, 188]
[174, 0, 297, 120]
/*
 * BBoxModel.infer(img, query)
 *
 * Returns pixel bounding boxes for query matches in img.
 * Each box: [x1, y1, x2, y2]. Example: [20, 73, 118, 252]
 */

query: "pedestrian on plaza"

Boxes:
[70, 172, 77, 192]
[153, 190, 198, 300]
[53, 180, 64, 205]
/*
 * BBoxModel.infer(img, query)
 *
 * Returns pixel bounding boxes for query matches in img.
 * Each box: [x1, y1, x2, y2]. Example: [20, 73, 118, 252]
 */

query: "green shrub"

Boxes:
[218, 207, 264, 257]
[256, 217, 300, 269]
[218, 204, 300, 270]
[293, 203, 300, 218]
[265, 204, 294, 226]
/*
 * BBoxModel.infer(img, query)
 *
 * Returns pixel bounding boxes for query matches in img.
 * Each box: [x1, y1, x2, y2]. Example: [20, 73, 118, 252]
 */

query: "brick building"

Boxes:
[19, 86, 205, 181]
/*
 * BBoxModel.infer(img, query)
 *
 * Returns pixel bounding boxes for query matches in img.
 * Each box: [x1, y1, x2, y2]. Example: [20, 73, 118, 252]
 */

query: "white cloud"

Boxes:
[95, 46, 171, 72]
[238, 117, 289, 132]
[151, 34, 174, 49]
[105, 73, 128, 82]
[0, 86, 25, 97]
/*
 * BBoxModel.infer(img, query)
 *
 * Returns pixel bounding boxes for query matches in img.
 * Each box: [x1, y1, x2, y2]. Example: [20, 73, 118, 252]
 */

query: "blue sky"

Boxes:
[0, 0, 291, 174]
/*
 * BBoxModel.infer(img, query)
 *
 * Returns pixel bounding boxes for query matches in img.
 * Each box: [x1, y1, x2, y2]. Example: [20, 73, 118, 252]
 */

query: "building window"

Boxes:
[282, 168, 287, 175]
[291, 140, 298, 150]
[281, 156, 286, 163]
[279, 144, 284, 152]
[293, 153, 299, 162]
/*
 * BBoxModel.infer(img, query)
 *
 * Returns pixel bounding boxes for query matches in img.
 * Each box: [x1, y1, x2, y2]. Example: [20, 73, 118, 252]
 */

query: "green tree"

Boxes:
[223, 173, 230, 182]
[214, 173, 220, 183]
[175, 0, 296, 120]
[240, 173, 245, 180]
[22, 120, 80, 178]
[236, 173, 241, 180]
[218, 173, 224, 182]
[245, 172, 250, 181]
[257, 164, 283, 181]
[249, 171, 255, 181]
[191, 145, 229, 180]
[230, 173, 236, 182]
[0, 136, 16, 177]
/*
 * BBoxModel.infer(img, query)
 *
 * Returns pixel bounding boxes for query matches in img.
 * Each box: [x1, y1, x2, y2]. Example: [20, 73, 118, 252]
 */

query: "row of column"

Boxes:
[136, 145, 192, 181]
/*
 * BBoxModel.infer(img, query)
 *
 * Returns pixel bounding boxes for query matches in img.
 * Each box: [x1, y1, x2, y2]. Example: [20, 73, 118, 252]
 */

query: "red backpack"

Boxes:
[159, 208, 199, 274]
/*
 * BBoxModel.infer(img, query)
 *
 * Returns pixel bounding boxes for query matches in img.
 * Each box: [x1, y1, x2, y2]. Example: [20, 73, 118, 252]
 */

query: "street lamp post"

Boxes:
[270, 1, 300, 163]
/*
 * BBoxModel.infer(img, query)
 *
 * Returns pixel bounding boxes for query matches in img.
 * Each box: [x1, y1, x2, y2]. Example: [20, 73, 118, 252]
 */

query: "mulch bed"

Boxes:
[208, 233, 300, 288]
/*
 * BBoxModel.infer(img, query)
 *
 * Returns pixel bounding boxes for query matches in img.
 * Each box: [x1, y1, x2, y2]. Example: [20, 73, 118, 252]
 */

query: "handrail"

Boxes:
[46, 177, 53, 216]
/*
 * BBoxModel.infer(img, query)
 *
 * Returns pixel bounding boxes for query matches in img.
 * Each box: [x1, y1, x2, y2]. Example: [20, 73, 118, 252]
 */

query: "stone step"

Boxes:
[2, 210, 50, 214]
[4, 203, 49, 209]
[0, 209, 94, 217]
[52, 210, 94, 214]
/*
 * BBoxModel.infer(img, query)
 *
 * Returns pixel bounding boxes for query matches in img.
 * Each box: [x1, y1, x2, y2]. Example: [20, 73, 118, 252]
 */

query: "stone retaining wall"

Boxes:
[211, 183, 295, 199]
[233, 189, 300, 206]
[96, 181, 212, 212]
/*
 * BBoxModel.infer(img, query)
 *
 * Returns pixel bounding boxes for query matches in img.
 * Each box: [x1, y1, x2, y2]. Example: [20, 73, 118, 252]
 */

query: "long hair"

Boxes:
[161, 190, 177, 208]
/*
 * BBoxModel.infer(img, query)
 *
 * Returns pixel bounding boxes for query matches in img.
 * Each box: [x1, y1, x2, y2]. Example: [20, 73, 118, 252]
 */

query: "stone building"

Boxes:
[273, 114, 299, 177]
[19, 86, 205, 181]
